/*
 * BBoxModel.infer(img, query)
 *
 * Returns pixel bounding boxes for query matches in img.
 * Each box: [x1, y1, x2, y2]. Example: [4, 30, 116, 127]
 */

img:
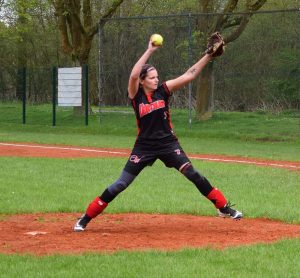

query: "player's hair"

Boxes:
[139, 64, 155, 80]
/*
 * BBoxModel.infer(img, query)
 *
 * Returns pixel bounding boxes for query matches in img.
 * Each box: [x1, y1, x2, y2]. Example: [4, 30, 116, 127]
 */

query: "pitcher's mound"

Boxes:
[1, 213, 299, 255]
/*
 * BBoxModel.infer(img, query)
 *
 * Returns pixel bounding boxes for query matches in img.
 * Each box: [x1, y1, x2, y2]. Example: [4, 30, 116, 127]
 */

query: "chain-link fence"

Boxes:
[0, 9, 299, 124]
[99, 9, 300, 112]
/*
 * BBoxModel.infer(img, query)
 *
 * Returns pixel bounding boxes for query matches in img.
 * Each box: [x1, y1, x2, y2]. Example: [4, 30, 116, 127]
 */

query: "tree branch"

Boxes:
[199, 0, 211, 12]
[100, 0, 124, 20]
[54, 0, 73, 55]
[88, 0, 124, 37]
[83, 0, 92, 29]
[68, 0, 86, 36]
[214, 0, 238, 31]
[246, 0, 267, 12]
[220, 0, 267, 43]
[222, 16, 243, 29]
[224, 16, 250, 43]
[52, 0, 123, 64]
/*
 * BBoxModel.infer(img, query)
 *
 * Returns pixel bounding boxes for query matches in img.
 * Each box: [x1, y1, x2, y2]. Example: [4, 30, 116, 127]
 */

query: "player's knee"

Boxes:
[107, 171, 135, 196]
[109, 180, 128, 195]
[180, 163, 200, 180]
[180, 163, 213, 196]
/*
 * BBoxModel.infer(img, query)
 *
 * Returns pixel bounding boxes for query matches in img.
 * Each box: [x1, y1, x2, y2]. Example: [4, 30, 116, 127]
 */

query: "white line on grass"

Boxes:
[0, 142, 128, 155]
[189, 156, 300, 170]
[0, 142, 299, 170]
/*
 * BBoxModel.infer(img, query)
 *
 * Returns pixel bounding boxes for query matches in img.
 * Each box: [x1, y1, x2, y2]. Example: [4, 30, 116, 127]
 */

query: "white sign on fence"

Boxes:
[58, 67, 82, 107]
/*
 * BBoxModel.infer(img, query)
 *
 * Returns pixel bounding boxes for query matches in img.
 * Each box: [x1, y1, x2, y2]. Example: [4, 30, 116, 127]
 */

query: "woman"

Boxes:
[74, 36, 243, 232]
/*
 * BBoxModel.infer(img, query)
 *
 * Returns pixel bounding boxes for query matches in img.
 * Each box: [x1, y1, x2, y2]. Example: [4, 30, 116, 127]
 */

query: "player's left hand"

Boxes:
[205, 32, 225, 57]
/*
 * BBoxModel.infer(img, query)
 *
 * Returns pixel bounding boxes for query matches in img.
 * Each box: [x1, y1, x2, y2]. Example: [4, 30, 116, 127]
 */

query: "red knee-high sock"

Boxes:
[86, 196, 108, 218]
[206, 188, 227, 209]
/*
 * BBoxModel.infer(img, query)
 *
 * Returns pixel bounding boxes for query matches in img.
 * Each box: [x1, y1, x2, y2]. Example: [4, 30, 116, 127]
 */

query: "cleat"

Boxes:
[217, 202, 243, 220]
[74, 217, 86, 232]
[73, 214, 91, 232]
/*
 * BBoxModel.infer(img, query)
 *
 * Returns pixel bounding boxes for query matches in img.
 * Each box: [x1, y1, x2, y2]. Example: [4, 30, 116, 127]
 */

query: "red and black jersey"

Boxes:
[130, 82, 178, 153]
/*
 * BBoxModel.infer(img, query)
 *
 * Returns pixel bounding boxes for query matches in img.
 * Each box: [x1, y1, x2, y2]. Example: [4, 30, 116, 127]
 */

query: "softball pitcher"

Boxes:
[74, 33, 242, 232]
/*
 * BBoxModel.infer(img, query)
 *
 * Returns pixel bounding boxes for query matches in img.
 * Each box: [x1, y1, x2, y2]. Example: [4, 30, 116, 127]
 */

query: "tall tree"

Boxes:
[51, 0, 124, 65]
[195, 0, 267, 120]
[0, 0, 59, 102]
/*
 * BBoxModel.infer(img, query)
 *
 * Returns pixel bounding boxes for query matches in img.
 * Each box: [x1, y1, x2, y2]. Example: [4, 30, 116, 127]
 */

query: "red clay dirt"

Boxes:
[1, 213, 300, 256]
[0, 142, 299, 255]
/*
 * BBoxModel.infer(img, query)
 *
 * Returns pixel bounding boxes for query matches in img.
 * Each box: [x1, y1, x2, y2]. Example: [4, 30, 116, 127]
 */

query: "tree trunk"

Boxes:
[194, 0, 267, 120]
[195, 61, 214, 120]
[52, 0, 124, 115]
[73, 37, 93, 116]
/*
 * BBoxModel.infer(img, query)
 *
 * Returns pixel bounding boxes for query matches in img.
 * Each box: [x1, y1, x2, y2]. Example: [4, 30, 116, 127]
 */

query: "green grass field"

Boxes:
[0, 104, 299, 277]
[0, 103, 299, 160]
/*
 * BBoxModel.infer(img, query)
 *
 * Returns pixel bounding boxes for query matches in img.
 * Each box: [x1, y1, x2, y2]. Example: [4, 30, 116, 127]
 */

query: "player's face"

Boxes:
[140, 69, 159, 92]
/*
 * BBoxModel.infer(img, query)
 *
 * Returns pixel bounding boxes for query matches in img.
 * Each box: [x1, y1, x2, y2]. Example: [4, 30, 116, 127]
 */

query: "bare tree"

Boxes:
[195, 0, 266, 120]
[51, 0, 124, 65]
[50, 0, 124, 114]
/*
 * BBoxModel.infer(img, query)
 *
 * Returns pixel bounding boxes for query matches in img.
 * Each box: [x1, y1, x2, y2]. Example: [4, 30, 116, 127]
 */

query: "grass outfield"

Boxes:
[0, 104, 299, 161]
[0, 240, 299, 278]
[0, 105, 299, 277]
[0, 156, 299, 277]
[0, 157, 299, 222]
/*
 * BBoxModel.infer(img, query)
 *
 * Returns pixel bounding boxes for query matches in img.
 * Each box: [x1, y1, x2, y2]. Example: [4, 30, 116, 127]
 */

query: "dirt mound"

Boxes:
[1, 213, 299, 255]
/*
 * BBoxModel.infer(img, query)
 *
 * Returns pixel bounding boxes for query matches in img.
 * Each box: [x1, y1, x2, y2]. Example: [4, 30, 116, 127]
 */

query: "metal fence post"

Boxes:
[85, 64, 89, 126]
[22, 67, 26, 124]
[52, 66, 57, 126]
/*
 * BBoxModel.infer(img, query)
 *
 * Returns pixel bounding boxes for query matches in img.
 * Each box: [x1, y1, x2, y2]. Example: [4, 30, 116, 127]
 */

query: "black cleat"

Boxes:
[74, 214, 91, 232]
[218, 202, 243, 220]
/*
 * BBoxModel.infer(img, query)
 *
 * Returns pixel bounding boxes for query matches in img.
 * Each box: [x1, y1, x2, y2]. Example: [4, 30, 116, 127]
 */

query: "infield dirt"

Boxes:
[1, 213, 300, 255]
